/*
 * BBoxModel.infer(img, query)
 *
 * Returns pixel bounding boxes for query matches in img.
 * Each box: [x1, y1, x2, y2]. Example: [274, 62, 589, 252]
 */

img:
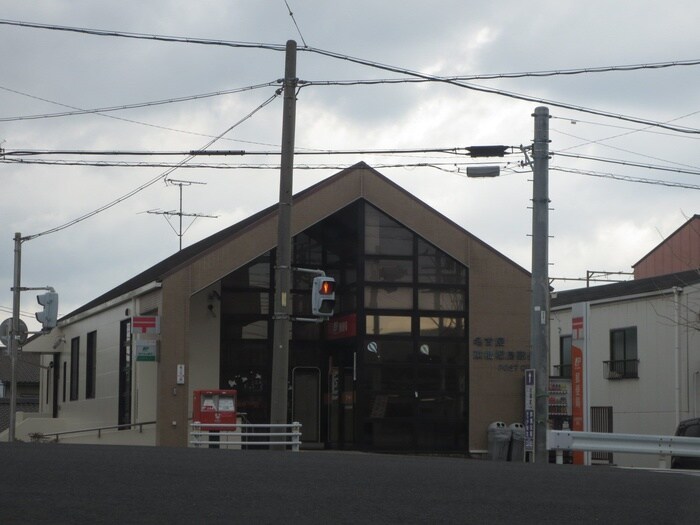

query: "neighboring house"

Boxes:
[550, 270, 700, 467]
[19, 163, 531, 452]
[0, 352, 40, 435]
[633, 214, 700, 279]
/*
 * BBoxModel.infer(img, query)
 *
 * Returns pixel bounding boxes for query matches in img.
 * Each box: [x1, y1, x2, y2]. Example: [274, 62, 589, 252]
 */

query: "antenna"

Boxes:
[147, 178, 218, 251]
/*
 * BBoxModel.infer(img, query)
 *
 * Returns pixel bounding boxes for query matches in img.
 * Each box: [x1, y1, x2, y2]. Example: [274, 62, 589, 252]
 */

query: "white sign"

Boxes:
[177, 364, 186, 385]
[135, 340, 157, 362]
[524, 369, 536, 453]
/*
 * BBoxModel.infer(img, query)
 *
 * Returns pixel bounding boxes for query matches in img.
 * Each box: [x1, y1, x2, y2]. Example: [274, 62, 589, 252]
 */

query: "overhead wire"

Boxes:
[0, 82, 280, 122]
[23, 90, 281, 241]
[552, 151, 700, 176]
[2, 18, 700, 133]
[551, 166, 700, 190]
[283, 0, 308, 48]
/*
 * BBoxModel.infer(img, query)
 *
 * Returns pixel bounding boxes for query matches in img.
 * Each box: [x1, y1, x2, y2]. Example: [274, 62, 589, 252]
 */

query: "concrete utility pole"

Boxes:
[270, 40, 297, 428]
[531, 106, 550, 462]
[8, 232, 22, 442]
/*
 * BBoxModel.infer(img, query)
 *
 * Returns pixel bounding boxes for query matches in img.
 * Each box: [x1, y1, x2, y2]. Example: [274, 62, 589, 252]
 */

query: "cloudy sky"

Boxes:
[2, 1, 700, 331]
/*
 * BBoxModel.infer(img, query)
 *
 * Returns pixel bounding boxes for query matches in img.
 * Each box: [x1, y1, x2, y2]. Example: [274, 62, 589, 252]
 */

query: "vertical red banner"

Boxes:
[571, 314, 585, 464]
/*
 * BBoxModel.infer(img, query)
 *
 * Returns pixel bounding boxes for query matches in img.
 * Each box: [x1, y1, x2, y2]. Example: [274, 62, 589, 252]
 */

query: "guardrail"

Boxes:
[190, 422, 302, 451]
[29, 421, 156, 443]
[548, 430, 700, 468]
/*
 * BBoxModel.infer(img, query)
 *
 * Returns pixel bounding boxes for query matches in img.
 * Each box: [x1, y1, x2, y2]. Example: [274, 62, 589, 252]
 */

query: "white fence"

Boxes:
[190, 422, 302, 451]
[548, 430, 700, 468]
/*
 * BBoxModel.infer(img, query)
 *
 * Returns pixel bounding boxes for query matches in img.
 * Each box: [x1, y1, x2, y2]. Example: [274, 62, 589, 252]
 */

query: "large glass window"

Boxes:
[418, 288, 465, 311]
[360, 203, 469, 451]
[364, 287, 413, 310]
[365, 315, 412, 336]
[419, 316, 465, 338]
[417, 239, 467, 285]
[365, 259, 413, 283]
[365, 205, 413, 256]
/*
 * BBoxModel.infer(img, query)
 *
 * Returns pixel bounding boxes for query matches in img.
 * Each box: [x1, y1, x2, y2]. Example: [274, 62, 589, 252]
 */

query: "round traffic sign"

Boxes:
[0, 318, 29, 347]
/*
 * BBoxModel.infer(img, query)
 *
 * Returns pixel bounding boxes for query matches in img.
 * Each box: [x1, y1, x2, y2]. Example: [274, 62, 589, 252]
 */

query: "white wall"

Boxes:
[550, 285, 700, 467]
[23, 286, 160, 441]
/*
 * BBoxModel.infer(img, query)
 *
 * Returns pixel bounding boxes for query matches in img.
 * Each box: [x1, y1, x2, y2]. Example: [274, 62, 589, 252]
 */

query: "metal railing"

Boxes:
[190, 422, 302, 451]
[29, 420, 156, 443]
[548, 430, 700, 468]
[603, 359, 639, 379]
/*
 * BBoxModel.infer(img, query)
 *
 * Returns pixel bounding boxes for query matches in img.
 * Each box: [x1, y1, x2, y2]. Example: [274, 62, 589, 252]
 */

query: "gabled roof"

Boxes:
[633, 214, 700, 269]
[551, 268, 700, 307]
[62, 162, 529, 321]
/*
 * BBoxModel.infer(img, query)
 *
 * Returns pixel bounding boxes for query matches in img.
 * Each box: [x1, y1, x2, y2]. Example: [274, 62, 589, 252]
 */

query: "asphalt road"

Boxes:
[0, 442, 698, 524]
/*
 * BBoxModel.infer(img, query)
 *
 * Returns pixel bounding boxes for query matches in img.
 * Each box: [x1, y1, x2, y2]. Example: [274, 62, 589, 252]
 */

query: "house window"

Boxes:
[557, 335, 572, 378]
[70, 336, 80, 401]
[606, 327, 638, 379]
[86, 331, 97, 399]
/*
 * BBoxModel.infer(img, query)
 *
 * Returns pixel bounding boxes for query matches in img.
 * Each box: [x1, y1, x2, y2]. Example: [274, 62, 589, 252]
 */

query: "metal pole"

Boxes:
[674, 286, 681, 427]
[531, 107, 550, 462]
[270, 40, 297, 429]
[178, 182, 183, 251]
[8, 232, 22, 442]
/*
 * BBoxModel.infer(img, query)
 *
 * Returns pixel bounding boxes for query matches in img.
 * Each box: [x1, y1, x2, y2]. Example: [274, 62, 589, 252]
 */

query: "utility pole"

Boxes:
[147, 179, 217, 251]
[8, 232, 22, 442]
[531, 106, 550, 462]
[270, 40, 297, 428]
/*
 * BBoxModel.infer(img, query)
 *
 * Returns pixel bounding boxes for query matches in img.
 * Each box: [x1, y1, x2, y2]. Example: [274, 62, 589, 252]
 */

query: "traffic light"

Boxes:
[36, 291, 59, 331]
[311, 276, 335, 317]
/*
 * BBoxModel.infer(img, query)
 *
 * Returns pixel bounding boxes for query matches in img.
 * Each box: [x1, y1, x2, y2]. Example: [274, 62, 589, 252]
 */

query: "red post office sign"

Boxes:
[132, 316, 160, 335]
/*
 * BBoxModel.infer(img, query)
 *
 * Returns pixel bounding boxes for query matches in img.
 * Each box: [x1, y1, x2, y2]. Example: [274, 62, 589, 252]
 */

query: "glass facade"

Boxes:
[218, 200, 469, 451]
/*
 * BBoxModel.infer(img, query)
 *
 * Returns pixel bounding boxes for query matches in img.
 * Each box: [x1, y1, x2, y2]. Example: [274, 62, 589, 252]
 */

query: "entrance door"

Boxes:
[328, 365, 355, 447]
[292, 367, 321, 444]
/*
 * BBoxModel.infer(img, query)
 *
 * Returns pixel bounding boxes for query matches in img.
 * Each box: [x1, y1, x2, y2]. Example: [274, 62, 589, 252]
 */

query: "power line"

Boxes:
[553, 151, 700, 176]
[3, 146, 512, 157]
[551, 113, 700, 141]
[0, 82, 279, 122]
[551, 166, 700, 190]
[23, 91, 281, 240]
[283, 1, 308, 48]
[0, 159, 515, 171]
[303, 47, 700, 135]
[0, 18, 287, 51]
[3, 18, 700, 133]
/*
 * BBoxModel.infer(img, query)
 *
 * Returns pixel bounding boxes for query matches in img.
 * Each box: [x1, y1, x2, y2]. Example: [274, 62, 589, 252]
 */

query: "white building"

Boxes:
[550, 269, 700, 467]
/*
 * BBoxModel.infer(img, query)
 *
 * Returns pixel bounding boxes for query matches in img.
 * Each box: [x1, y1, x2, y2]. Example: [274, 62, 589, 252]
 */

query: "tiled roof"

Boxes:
[551, 269, 700, 307]
[0, 352, 41, 383]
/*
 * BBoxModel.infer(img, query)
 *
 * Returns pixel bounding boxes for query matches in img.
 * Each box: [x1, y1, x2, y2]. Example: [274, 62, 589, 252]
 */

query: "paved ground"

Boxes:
[0, 442, 698, 524]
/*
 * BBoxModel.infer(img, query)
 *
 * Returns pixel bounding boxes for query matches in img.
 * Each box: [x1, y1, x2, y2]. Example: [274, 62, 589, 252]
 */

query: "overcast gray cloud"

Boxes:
[2, 1, 700, 330]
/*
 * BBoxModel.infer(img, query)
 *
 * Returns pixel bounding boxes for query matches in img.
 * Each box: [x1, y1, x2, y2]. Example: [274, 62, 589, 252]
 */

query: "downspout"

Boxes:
[673, 286, 682, 427]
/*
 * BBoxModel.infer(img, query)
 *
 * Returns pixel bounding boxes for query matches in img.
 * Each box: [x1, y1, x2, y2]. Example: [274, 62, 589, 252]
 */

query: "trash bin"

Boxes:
[508, 422, 525, 462]
[487, 421, 511, 461]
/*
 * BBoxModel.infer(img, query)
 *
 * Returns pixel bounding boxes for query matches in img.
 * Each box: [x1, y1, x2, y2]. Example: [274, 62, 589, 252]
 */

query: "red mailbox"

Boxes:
[193, 389, 237, 430]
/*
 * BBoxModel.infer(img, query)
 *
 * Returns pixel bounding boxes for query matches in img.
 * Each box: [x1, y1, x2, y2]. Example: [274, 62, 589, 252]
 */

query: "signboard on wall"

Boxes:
[131, 316, 160, 335]
[571, 303, 587, 465]
[326, 314, 357, 340]
[135, 340, 157, 362]
[524, 369, 535, 454]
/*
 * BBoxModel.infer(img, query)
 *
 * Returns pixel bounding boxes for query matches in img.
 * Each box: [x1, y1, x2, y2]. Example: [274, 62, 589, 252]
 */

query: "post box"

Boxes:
[193, 389, 237, 431]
